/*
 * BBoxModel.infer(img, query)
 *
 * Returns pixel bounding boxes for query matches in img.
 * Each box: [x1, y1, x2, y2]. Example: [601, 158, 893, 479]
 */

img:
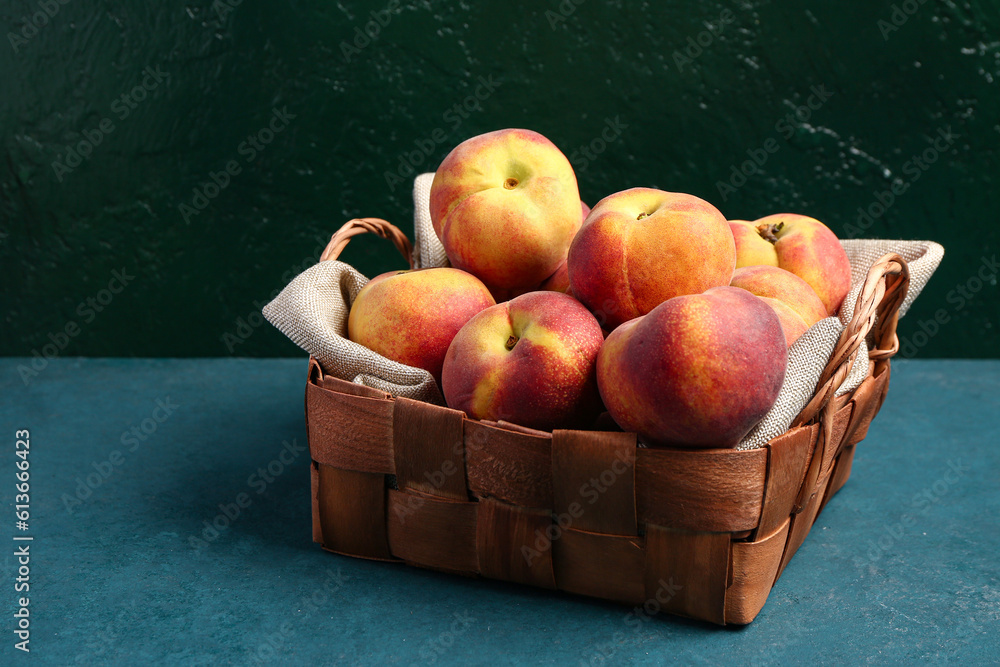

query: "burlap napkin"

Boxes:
[265, 174, 944, 448]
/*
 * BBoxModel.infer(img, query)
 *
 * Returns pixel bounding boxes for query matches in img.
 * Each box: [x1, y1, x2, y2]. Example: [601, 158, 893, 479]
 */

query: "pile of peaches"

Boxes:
[347, 129, 852, 448]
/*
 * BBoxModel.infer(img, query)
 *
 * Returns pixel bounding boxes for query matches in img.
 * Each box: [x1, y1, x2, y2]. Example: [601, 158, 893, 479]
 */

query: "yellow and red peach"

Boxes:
[537, 201, 589, 295]
[430, 129, 582, 293]
[539, 259, 570, 293]
[441, 291, 604, 430]
[729, 214, 851, 315]
[347, 267, 495, 383]
[567, 187, 736, 330]
[597, 286, 787, 448]
[730, 265, 828, 345]
[756, 297, 810, 347]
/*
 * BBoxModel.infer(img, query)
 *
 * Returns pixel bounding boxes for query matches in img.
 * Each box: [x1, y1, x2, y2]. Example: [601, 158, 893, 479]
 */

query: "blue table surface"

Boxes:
[1, 357, 998, 665]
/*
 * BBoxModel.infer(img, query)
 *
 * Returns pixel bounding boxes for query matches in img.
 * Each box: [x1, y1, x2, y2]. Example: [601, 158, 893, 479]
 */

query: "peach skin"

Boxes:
[568, 187, 736, 330]
[729, 214, 851, 315]
[348, 267, 495, 383]
[597, 286, 787, 448]
[430, 129, 582, 293]
[441, 291, 604, 431]
[730, 265, 828, 345]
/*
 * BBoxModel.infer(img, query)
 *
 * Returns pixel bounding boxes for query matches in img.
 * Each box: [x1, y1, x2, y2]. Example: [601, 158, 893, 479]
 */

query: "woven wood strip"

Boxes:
[819, 403, 855, 483]
[316, 464, 393, 560]
[795, 253, 909, 428]
[644, 526, 730, 625]
[843, 365, 889, 448]
[635, 448, 767, 532]
[307, 382, 395, 474]
[464, 420, 553, 509]
[875, 361, 892, 412]
[320, 217, 414, 266]
[392, 397, 468, 501]
[322, 373, 392, 399]
[775, 474, 831, 582]
[725, 518, 791, 624]
[827, 445, 857, 500]
[386, 490, 479, 573]
[310, 462, 322, 544]
[550, 430, 638, 536]
[792, 395, 852, 515]
[757, 424, 817, 537]
[476, 498, 556, 589]
[553, 529, 645, 605]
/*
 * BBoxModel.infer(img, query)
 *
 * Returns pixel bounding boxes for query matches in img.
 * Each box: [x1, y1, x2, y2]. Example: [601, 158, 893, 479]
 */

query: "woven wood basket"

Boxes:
[305, 218, 911, 625]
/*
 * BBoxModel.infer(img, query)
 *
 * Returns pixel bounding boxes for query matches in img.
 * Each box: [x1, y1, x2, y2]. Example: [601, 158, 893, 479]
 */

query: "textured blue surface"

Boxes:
[1, 358, 998, 665]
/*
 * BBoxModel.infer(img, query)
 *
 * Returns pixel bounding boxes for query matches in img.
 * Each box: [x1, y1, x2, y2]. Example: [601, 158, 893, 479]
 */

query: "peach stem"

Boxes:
[756, 222, 785, 244]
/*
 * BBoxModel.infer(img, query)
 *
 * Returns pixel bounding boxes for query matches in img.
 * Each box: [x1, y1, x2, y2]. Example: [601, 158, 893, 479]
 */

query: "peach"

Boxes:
[729, 214, 851, 315]
[756, 297, 810, 347]
[430, 129, 582, 292]
[347, 267, 495, 383]
[597, 286, 787, 448]
[730, 265, 828, 346]
[538, 202, 589, 295]
[539, 259, 570, 293]
[441, 291, 604, 431]
[567, 187, 736, 330]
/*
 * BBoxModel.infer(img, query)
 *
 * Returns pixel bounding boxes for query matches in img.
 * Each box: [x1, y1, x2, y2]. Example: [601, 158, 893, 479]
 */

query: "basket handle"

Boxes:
[319, 218, 414, 268]
[792, 252, 910, 428]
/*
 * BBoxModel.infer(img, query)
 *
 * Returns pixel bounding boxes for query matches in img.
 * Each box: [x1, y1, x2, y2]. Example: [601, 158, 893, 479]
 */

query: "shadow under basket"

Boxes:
[303, 219, 911, 625]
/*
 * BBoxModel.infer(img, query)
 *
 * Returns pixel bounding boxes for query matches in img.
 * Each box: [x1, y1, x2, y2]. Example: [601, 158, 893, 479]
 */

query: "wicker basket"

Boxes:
[304, 219, 910, 625]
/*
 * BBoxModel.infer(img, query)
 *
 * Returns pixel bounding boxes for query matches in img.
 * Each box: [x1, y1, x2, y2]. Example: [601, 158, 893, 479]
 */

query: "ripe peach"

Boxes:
[756, 297, 810, 347]
[347, 268, 495, 383]
[729, 214, 851, 315]
[430, 129, 582, 293]
[567, 187, 736, 330]
[537, 201, 589, 295]
[441, 291, 604, 431]
[730, 265, 828, 346]
[539, 259, 570, 293]
[597, 287, 787, 448]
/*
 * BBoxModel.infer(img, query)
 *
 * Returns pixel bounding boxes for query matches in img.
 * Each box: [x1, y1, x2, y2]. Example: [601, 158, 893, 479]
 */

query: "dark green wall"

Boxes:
[2, 0, 998, 359]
